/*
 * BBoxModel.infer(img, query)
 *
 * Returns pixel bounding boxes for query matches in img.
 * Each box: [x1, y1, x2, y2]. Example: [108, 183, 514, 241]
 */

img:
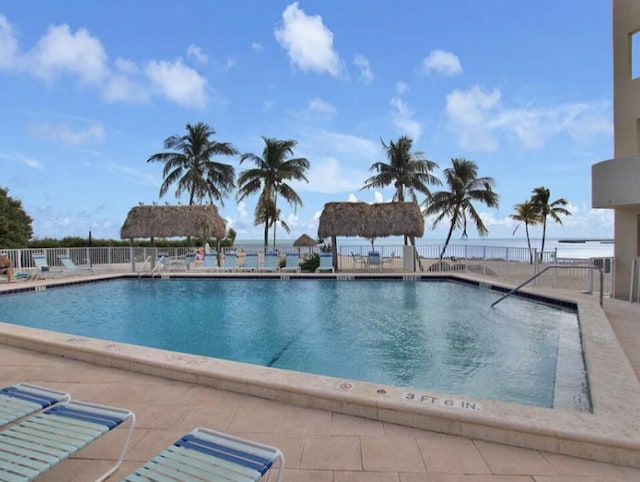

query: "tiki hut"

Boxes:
[120, 204, 226, 241]
[317, 202, 424, 270]
[293, 233, 317, 249]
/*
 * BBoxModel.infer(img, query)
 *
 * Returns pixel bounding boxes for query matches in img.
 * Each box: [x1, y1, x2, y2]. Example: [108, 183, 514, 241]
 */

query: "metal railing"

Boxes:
[491, 264, 604, 308]
[0, 245, 615, 298]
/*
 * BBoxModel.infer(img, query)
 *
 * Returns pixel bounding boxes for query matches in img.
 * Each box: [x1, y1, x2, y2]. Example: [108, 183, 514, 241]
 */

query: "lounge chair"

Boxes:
[32, 254, 59, 273]
[281, 253, 301, 272]
[259, 252, 279, 272]
[0, 383, 69, 428]
[0, 399, 135, 482]
[351, 252, 366, 269]
[220, 252, 238, 272]
[315, 253, 335, 273]
[367, 251, 382, 271]
[183, 252, 196, 269]
[237, 253, 258, 272]
[193, 252, 218, 271]
[57, 255, 92, 271]
[122, 427, 284, 482]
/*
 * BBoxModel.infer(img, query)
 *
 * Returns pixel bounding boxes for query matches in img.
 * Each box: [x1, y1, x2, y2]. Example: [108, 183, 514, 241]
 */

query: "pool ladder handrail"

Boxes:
[137, 256, 153, 278]
[491, 264, 604, 308]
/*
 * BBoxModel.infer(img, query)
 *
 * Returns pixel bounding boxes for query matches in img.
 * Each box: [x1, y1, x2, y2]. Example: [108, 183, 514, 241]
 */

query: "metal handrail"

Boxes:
[491, 264, 604, 308]
[137, 256, 153, 278]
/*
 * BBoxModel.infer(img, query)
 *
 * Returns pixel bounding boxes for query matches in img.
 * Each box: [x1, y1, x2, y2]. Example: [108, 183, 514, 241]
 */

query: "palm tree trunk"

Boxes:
[540, 216, 547, 261]
[525, 224, 533, 264]
[272, 196, 278, 250]
[439, 223, 456, 260]
[263, 220, 269, 249]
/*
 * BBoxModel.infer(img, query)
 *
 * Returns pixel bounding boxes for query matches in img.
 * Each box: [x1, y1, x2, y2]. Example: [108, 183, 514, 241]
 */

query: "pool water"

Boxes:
[0, 278, 588, 409]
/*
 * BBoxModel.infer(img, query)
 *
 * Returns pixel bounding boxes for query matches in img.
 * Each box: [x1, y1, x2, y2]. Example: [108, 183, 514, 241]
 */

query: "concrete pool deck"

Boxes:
[0, 272, 640, 480]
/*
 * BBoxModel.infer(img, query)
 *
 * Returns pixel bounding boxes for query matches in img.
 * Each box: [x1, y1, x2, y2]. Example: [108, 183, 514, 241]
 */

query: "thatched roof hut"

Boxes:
[293, 233, 318, 247]
[120, 204, 226, 240]
[318, 202, 424, 239]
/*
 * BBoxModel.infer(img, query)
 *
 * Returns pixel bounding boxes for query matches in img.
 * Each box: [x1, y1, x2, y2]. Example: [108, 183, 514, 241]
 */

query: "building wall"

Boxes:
[592, 0, 640, 299]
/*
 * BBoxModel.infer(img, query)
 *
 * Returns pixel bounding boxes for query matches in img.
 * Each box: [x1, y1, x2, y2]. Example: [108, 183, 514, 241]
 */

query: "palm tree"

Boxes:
[362, 135, 440, 245]
[530, 186, 571, 259]
[236, 137, 309, 249]
[147, 122, 237, 205]
[362, 135, 440, 201]
[255, 197, 291, 248]
[510, 200, 541, 264]
[424, 158, 499, 260]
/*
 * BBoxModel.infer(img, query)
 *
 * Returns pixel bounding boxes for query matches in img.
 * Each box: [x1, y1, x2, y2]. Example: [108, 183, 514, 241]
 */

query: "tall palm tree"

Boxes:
[530, 186, 571, 258]
[510, 200, 541, 264]
[424, 158, 499, 260]
[147, 122, 237, 205]
[255, 198, 291, 248]
[236, 137, 309, 249]
[361, 135, 440, 245]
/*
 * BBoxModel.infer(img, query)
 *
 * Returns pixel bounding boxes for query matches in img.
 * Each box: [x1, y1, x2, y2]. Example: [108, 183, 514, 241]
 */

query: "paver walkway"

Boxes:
[0, 280, 639, 480]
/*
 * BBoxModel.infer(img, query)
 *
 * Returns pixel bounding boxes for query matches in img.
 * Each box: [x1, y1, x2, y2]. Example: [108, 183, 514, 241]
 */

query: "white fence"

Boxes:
[2, 244, 615, 297]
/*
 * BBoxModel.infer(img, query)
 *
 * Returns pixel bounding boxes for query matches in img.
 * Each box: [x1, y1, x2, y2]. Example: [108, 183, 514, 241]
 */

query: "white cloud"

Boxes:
[354, 55, 373, 84]
[187, 44, 208, 64]
[307, 97, 335, 117]
[251, 42, 263, 51]
[274, 2, 340, 76]
[114, 57, 139, 74]
[103, 75, 149, 103]
[0, 152, 43, 169]
[445, 85, 501, 151]
[223, 57, 237, 71]
[305, 157, 366, 193]
[145, 59, 207, 108]
[0, 15, 209, 109]
[445, 85, 612, 151]
[396, 81, 409, 95]
[373, 191, 384, 203]
[347, 193, 358, 202]
[27, 24, 110, 83]
[421, 49, 462, 76]
[390, 96, 422, 140]
[0, 14, 18, 68]
[30, 121, 106, 145]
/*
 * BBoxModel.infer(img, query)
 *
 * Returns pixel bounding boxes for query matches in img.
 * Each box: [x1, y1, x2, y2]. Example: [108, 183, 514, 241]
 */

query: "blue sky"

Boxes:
[0, 1, 614, 242]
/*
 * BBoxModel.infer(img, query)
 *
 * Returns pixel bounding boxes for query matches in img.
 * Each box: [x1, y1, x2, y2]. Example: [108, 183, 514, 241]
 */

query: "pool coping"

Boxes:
[1, 272, 639, 467]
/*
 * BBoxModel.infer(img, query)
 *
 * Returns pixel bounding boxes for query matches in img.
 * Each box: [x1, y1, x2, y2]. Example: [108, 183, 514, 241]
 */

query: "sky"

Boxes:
[0, 1, 615, 243]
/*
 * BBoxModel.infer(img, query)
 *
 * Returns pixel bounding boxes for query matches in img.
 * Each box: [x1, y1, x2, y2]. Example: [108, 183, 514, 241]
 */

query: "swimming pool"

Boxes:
[0, 278, 588, 409]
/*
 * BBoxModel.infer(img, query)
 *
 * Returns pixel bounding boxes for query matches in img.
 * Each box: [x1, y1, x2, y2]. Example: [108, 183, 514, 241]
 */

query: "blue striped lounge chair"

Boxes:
[0, 383, 70, 428]
[238, 253, 258, 272]
[0, 399, 135, 481]
[122, 427, 284, 482]
[260, 252, 279, 272]
[193, 252, 218, 271]
[220, 252, 238, 272]
[57, 255, 92, 271]
[315, 253, 334, 273]
[280, 253, 300, 272]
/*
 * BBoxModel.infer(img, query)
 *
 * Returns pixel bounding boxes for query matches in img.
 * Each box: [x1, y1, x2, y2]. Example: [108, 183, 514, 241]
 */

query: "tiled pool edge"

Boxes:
[1, 273, 639, 467]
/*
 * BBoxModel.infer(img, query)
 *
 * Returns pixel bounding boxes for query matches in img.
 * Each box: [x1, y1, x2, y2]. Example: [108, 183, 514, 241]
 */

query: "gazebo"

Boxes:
[120, 204, 226, 269]
[317, 202, 425, 271]
[293, 233, 318, 253]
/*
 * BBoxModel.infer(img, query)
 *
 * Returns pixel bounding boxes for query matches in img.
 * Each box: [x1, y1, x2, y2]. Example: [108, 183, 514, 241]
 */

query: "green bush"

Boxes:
[300, 253, 319, 272]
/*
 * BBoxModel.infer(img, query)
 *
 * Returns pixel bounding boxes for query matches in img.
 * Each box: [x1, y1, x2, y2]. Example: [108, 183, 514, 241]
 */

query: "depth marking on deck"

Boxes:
[404, 393, 481, 411]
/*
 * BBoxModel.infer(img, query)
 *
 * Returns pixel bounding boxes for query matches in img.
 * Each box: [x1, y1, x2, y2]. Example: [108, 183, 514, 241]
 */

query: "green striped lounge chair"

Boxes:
[123, 427, 284, 481]
[0, 384, 70, 428]
[0, 399, 135, 482]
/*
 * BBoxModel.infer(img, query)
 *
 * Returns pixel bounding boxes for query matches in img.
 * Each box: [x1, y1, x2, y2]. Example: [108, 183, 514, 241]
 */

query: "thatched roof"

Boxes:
[120, 204, 226, 239]
[318, 202, 424, 239]
[293, 233, 317, 247]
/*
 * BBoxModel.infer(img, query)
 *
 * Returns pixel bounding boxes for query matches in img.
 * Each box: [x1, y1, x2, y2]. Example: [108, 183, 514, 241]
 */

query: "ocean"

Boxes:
[235, 237, 614, 260]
